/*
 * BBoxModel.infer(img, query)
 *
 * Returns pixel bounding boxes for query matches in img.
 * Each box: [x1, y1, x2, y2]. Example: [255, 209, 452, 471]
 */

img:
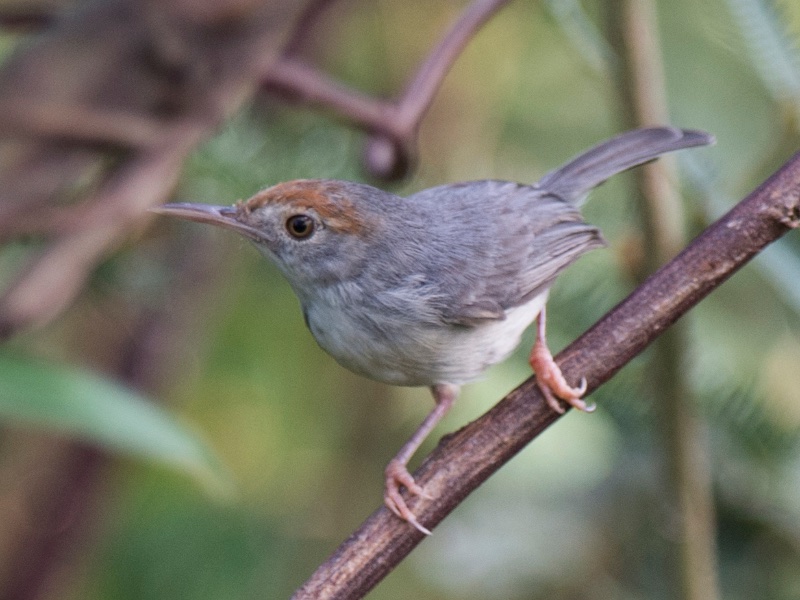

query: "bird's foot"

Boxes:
[530, 340, 594, 414]
[384, 459, 433, 535]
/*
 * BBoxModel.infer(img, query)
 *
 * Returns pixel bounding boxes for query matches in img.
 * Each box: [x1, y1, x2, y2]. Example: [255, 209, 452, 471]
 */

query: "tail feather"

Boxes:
[537, 127, 714, 205]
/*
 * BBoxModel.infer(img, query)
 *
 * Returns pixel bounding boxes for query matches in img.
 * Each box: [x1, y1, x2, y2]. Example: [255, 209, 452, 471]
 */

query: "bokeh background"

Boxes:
[2, 0, 800, 598]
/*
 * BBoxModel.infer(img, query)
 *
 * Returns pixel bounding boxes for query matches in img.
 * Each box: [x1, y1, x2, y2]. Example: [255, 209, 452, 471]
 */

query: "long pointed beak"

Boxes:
[151, 203, 264, 242]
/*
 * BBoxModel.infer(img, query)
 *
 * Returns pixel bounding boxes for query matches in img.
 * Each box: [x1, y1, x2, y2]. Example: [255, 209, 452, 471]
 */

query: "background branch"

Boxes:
[0, 0, 504, 336]
[293, 150, 800, 599]
[609, 0, 721, 598]
[0, 1, 66, 30]
[262, 0, 512, 179]
[0, 231, 227, 600]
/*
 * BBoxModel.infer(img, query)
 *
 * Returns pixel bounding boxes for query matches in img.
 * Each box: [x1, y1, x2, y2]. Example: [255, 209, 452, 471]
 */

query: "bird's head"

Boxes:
[152, 179, 384, 290]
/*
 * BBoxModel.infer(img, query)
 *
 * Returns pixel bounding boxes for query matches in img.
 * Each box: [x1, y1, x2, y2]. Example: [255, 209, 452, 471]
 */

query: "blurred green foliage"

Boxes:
[3, 0, 800, 598]
[0, 354, 229, 495]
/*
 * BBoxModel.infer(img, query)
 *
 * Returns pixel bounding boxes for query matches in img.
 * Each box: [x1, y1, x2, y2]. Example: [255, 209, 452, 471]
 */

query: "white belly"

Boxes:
[305, 292, 548, 387]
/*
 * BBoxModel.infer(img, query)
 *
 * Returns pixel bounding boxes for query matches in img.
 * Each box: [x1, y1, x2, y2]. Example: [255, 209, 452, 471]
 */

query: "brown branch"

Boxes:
[0, 441, 105, 600]
[280, 0, 338, 55]
[0, 3, 63, 30]
[0, 0, 310, 336]
[0, 0, 502, 331]
[0, 103, 169, 148]
[265, 58, 396, 135]
[262, 0, 512, 179]
[292, 152, 800, 599]
[0, 143, 188, 337]
[394, 0, 509, 131]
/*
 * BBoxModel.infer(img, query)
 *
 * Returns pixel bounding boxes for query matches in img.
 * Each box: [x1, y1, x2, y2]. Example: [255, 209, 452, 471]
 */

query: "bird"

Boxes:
[152, 126, 713, 535]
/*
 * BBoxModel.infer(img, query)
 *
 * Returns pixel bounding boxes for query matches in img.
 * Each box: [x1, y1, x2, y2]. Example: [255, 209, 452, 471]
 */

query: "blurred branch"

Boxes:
[610, 1, 721, 598]
[0, 0, 67, 30]
[0, 143, 188, 335]
[292, 152, 800, 599]
[0, 11, 54, 28]
[262, 0, 512, 179]
[0, 103, 168, 147]
[0, 440, 104, 600]
[0, 0, 508, 335]
[0, 231, 226, 600]
[0, 0, 308, 338]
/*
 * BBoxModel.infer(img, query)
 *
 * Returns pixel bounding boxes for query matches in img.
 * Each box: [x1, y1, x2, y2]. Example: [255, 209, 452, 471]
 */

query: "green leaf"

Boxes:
[0, 353, 232, 497]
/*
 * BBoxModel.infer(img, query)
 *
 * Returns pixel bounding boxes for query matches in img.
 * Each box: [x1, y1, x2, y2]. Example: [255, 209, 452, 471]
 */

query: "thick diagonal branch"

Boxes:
[292, 152, 800, 599]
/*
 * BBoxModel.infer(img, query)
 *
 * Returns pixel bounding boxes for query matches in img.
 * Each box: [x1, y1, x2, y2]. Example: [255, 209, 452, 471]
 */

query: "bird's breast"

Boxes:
[302, 288, 548, 387]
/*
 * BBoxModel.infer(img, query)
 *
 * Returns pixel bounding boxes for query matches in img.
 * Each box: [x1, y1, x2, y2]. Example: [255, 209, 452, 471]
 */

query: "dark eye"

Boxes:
[285, 214, 315, 239]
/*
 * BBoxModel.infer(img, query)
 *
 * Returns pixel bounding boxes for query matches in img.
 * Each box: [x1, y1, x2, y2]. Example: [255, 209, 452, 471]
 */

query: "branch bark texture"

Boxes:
[292, 151, 800, 599]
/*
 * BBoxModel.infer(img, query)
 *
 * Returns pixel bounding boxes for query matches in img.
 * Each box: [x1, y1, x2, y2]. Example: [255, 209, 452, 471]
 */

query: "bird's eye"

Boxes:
[285, 214, 315, 239]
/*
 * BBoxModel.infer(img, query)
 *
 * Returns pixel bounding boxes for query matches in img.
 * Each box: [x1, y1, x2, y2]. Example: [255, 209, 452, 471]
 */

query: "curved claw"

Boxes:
[531, 342, 593, 414]
[562, 382, 596, 413]
[384, 460, 433, 535]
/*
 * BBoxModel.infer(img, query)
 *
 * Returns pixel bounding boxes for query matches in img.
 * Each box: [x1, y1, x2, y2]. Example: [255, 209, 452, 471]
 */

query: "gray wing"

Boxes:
[405, 180, 604, 326]
[393, 128, 713, 326]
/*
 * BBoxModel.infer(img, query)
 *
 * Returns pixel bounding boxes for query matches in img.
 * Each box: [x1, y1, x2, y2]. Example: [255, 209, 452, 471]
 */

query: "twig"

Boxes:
[292, 151, 800, 599]
[0, 143, 188, 338]
[265, 58, 396, 135]
[0, 103, 167, 148]
[281, 0, 339, 55]
[0, 0, 308, 335]
[393, 0, 509, 132]
[262, 0, 512, 178]
[0, 7, 59, 30]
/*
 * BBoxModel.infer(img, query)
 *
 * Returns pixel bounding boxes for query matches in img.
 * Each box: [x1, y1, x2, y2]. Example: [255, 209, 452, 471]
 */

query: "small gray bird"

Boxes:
[153, 126, 713, 534]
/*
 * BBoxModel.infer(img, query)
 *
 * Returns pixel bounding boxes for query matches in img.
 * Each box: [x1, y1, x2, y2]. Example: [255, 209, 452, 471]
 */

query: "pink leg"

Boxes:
[529, 306, 594, 414]
[384, 383, 458, 535]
